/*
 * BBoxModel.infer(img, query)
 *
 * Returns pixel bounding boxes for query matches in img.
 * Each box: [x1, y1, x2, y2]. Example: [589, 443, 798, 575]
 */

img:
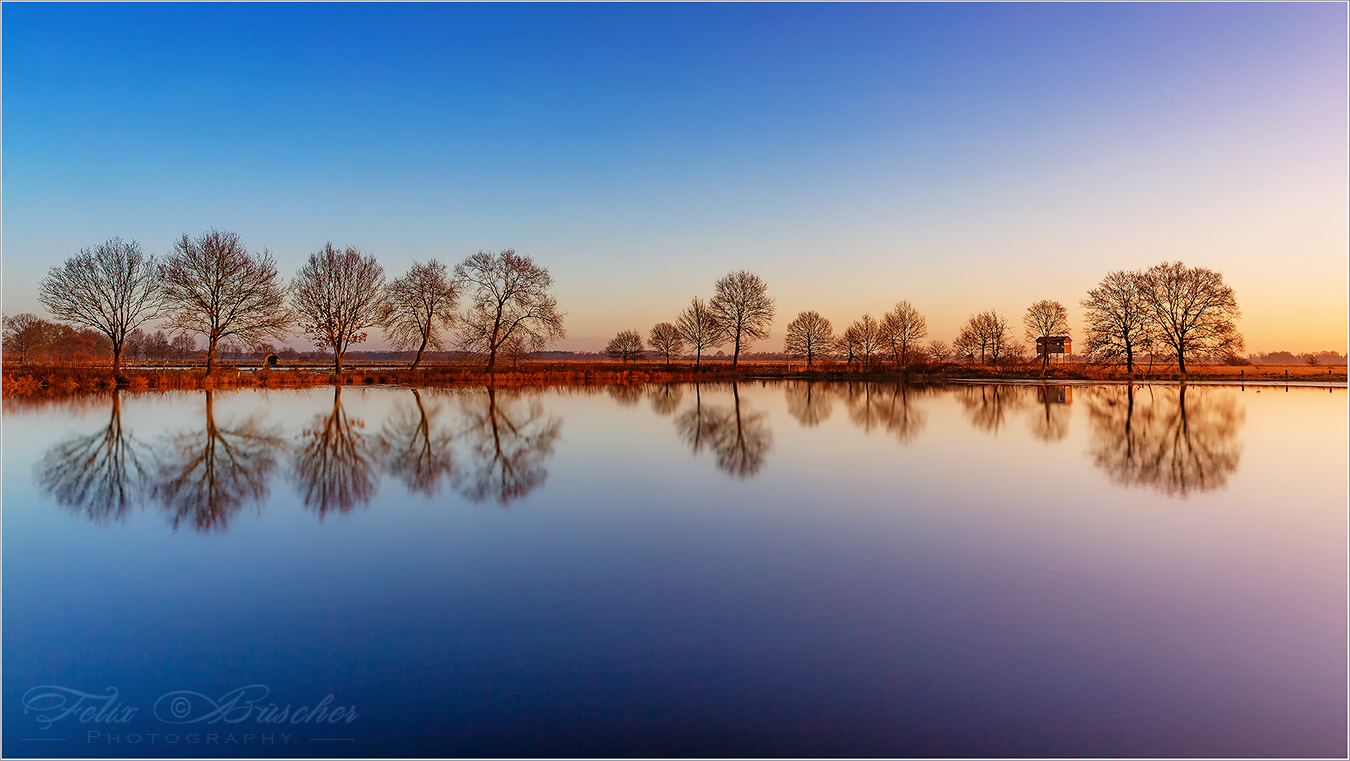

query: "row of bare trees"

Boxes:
[608, 261, 1240, 376]
[609, 270, 777, 366]
[785, 260, 1240, 374]
[1080, 261, 1242, 373]
[953, 302, 1069, 370]
[1, 313, 130, 365]
[21, 235, 1243, 376]
[32, 232, 566, 373]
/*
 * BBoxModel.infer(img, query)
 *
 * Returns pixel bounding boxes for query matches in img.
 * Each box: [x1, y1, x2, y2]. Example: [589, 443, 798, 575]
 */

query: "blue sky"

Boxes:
[4, 2, 1346, 352]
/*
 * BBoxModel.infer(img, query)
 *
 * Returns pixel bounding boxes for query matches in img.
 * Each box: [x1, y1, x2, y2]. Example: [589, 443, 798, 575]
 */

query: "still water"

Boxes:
[3, 382, 1346, 757]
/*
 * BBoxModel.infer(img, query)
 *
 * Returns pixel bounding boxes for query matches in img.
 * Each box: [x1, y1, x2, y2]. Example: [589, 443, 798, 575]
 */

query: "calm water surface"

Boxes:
[3, 382, 1346, 757]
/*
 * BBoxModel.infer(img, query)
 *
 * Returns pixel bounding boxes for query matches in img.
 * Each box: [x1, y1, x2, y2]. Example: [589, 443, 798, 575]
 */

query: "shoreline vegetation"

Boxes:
[3, 360, 1344, 397]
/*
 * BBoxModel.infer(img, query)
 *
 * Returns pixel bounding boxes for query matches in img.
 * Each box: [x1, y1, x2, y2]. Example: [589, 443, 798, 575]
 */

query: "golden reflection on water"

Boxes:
[674, 384, 772, 479]
[1083, 384, 1243, 497]
[22, 381, 1320, 532]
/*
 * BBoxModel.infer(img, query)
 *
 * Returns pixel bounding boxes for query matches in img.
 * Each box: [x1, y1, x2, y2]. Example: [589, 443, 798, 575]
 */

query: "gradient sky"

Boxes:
[3, 2, 1346, 353]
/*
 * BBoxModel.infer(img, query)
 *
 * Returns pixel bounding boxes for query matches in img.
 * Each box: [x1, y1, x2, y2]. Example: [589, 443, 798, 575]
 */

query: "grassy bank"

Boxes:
[3, 360, 1344, 396]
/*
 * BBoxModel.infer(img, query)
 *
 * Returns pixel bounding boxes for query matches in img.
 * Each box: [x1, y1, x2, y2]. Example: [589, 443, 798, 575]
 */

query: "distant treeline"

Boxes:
[1246, 350, 1347, 366]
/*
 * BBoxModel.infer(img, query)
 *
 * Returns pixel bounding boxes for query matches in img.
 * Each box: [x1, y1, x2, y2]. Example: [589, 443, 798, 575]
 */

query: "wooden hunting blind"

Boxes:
[1036, 336, 1072, 356]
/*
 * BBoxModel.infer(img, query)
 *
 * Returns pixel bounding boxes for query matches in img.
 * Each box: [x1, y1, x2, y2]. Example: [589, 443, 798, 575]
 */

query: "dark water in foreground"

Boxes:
[3, 382, 1346, 757]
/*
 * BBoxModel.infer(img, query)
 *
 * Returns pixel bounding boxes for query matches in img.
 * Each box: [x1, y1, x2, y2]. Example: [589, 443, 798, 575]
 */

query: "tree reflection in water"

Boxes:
[452, 386, 562, 505]
[784, 381, 833, 428]
[380, 389, 456, 497]
[647, 384, 684, 416]
[674, 383, 728, 457]
[1083, 384, 1244, 496]
[152, 390, 287, 532]
[675, 383, 771, 478]
[292, 386, 385, 517]
[1028, 385, 1073, 443]
[35, 391, 150, 526]
[841, 382, 928, 445]
[607, 385, 644, 408]
[957, 384, 1030, 435]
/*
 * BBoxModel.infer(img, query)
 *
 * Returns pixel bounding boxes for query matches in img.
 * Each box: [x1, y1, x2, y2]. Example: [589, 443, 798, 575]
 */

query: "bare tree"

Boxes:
[455, 249, 566, 371]
[841, 314, 884, 369]
[124, 328, 148, 363]
[159, 230, 290, 374]
[1138, 261, 1243, 374]
[1023, 299, 1070, 372]
[956, 310, 1011, 365]
[606, 329, 645, 361]
[383, 259, 459, 370]
[2, 313, 51, 364]
[502, 334, 530, 367]
[783, 311, 834, 368]
[985, 312, 1012, 365]
[38, 238, 161, 373]
[952, 329, 978, 362]
[171, 333, 197, 362]
[676, 297, 725, 367]
[709, 270, 775, 367]
[1080, 269, 1155, 373]
[147, 330, 172, 365]
[926, 339, 950, 363]
[291, 243, 387, 373]
[879, 301, 928, 369]
[648, 322, 686, 366]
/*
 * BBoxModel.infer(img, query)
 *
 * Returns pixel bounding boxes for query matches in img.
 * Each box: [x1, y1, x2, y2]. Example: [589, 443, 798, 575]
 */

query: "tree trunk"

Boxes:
[732, 332, 741, 367]
[334, 349, 344, 374]
[112, 343, 123, 374]
[205, 337, 218, 374]
[1177, 350, 1187, 375]
[1125, 343, 1134, 374]
[411, 334, 429, 370]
